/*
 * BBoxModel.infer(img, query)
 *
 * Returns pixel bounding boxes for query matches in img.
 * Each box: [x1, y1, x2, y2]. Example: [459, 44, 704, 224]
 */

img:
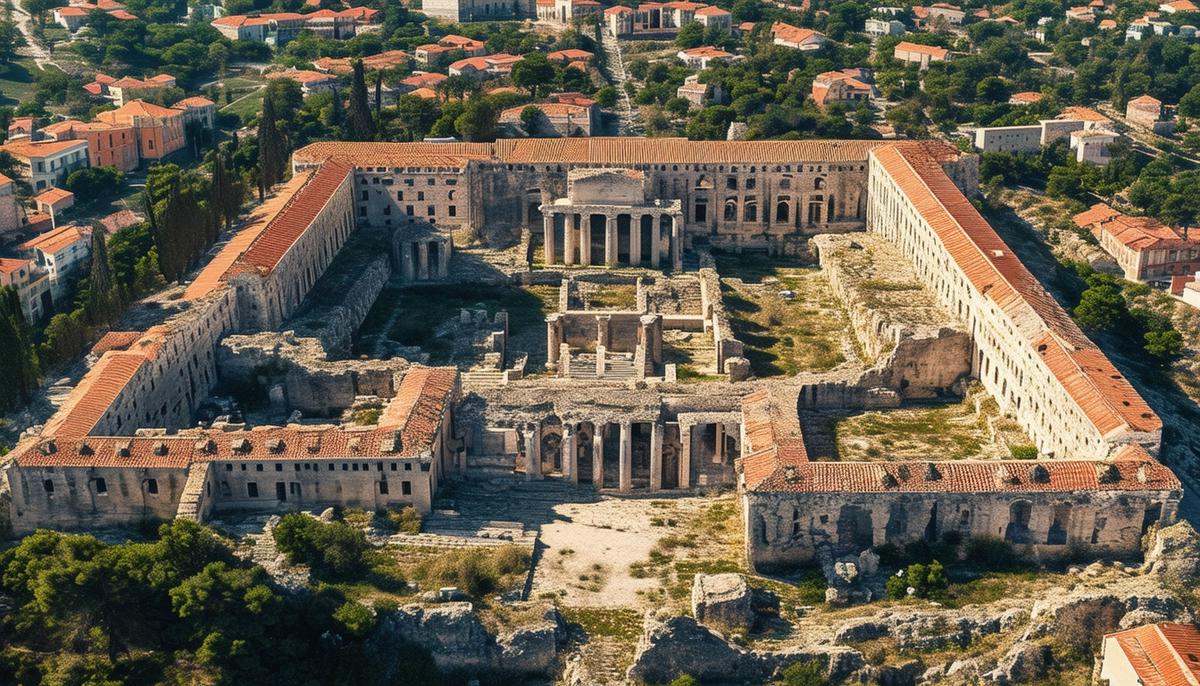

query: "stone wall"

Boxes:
[7, 463, 189, 533]
[698, 267, 743, 373]
[744, 485, 1180, 570]
[291, 252, 391, 355]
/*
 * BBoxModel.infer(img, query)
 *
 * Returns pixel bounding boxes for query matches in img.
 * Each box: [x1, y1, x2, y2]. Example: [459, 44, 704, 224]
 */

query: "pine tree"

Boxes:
[347, 59, 376, 141]
[374, 72, 382, 116]
[258, 91, 287, 190]
[329, 87, 344, 130]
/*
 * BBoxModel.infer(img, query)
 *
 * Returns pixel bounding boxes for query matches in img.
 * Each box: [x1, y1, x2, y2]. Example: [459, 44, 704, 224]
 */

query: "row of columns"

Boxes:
[398, 238, 450, 282]
[542, 211, 684, 271]
[521, 420, 704, 492]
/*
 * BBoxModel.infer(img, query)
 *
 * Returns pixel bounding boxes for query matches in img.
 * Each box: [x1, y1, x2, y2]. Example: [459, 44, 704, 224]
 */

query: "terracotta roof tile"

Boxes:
[1108, 622, 1200, 686]
[42, 352, 146, 439]
[18, 225, 86, 254]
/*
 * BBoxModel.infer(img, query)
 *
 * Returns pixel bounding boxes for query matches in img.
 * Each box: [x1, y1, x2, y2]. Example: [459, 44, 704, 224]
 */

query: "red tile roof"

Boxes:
[1074, 203, 1199, 252]
[18, 225, 86, 254]
[872, 143, 1161, 438]
[894, 41, 949, 59]
[42, 352, 146, 439]
[0, 257, 31, 275]
[90, 330, 142, 355]
[1, 138, 88, 159]
[229, 160, 352, 276]
[1107, 623, 1200, 686]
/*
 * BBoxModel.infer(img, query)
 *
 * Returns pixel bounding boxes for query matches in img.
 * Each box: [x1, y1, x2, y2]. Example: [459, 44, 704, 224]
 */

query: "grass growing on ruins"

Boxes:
[829, 392, 1032, 461]
[411, 546, 531, 598]
[582, 283, 638, 310]
[359, 283, 558, 363]
[559, 607, 643, 642]
[716, 254, 852, 376]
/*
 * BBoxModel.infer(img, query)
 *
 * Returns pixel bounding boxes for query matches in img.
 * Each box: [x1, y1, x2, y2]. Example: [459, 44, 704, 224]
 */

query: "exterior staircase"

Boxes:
[462, 368, 505, 392]
[568, 352, 637, 379]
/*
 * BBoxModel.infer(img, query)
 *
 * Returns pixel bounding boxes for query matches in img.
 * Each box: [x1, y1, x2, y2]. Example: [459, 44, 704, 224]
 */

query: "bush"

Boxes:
[273, 513, 368, 579]
[415, 546, 530, 597]
[885, 561, 947, 599]
[964, 536, 1022, 570]
[669, 676, 698, 686]
[381, 506, 422, 534]
[774, 660, 827, 686]
[65, 165, 125, 202]
[1010, 444, 1038, 460]
[333, 601, 377, 639]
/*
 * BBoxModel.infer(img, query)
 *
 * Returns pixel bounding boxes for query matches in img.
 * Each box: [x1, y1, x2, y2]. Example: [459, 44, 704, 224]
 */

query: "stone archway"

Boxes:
[575, 422, 594, 485]
[541, 417, 563, 475]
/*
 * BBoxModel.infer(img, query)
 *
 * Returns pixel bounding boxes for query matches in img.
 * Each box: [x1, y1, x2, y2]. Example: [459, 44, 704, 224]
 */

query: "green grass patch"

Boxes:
[0, 58, 37, 106]
[559, 606, 643, 642]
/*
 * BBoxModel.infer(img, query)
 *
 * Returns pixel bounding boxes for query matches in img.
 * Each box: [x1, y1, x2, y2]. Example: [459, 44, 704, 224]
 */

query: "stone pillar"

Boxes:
[581, 215, 592, 266]
[605, 214, 618, 266]
[558, 343, 572, 378]
[400, 242, 415, 281]
[650, 421, 663, 490]
[418, 241, 430, 281]
[595, 345, 606, 377]
[671, 214, 684, 272]
[546, 314, 563, 366]
[563, 213, 576, 266]
[596, 314, 611, 349]
[564, 425, 578, 484]
[713, 423, 724, 464]
[630, 215, 642, 266]
[679, 424, 691, 489]
[439, 236, 451, 278]
[525, 424, 541, 481]
[543, 213, 556, 265]
[593, 424, 605, 489]
[649, 214, 661, 268]
[618, 421, 632, 492]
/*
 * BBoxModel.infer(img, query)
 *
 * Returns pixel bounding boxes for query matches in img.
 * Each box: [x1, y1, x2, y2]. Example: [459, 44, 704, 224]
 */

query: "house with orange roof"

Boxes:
[811, 68, 876, 110]
[173, 96, 218, 131]
[1065, 5, 1096, 21]
[912, 2, 964, 26]
[448, 53, 523, 78]
[17, 224, 90, 300]
[210, 13, 272, 41]
[0, 257, 52, 321]
[534, 0, 601, 25]
[95, 100, 187, 162]
[7, 116, 35, 140]
[34, 187, 74, 222]
[53, 5, 93, 31]
[499, 95, 599, 137]
[397, 71, 448, 94]
[424, 0, 533, 22]
[1160, 0, 1198, 12]
[107, 73, 176, 107]
[415, 43, 456, 65]
[1073, 203, 1200, 283]
[771, 22, 828, 50]
[676, 73, 726, 107]
[676, 45, 739, 69]
[0, 138, 90, 191]
[437, 34, 487, 55]
[264, 69, 339, 96]
[548, 48, 594, 64]
[1126, 94, 1174, 134]
[41, 119, 140, 172]
[893, 40, 949, 68]
[1098, 17, 1117, 29]
[1101, 623, 1200, 686]
[211, 9, 377, 45]
[314, 50, 410, 75]
[604, 1, 725, 36]
[694, 4, 732, 30]
[1008, 91, 1044, 105]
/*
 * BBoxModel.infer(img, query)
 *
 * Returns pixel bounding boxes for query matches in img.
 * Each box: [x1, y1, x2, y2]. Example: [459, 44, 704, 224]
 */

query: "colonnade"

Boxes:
[540, 209, 685, 271]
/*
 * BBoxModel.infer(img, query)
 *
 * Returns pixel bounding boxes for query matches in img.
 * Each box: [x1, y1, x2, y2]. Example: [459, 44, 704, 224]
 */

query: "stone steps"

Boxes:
[463, 369, 505, 391]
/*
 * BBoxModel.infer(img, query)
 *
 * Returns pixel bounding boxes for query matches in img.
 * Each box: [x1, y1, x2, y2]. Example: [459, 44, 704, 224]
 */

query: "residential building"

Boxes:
[675, 73, 726, 107]
[1160, 0, 1198, 13]
[1065, 6, 1096, 22]
[17, 224, 90, 301]
[448, 54, 523, 78]
[108, 74, 176, 107]
[811, 68, 875, 110]
[0, 173, 22, 235]
[1009, 91, 1044, 105]
[605, 1, 728, 37]
[438, 34, 488, 56]
[1126, 94, 1174, 134]
[1069, 128, 1120, 165]
[34, 187, 75, 224]
[95, 100, 187, 162]
[40, 119, 140, 172]
[0, 139, 90, 191]
[676, 46, 739, 69]
[534, 0, 601, 24]
[913, 3, 965, 26]
[264, 69, 340, 96]
[694, 5, 732, 30]
[498, 92, 600, 137]
[864, 17, 905, 36]
[211, 8, 379, 45]
[1073, 203, 1200, 283]
[893, 41, 949, 68]
[7, 116, 36, 140]
[422, 0, 534, 22]
[313, 50, 410, 75]
[397, 71, 448, 94]
[548, 48, 594, 65]
[770, 22, 827, 50]
[174, 96, 218, 131]
[1100, 623, 1200, 686]
[0, 258, 52, 322]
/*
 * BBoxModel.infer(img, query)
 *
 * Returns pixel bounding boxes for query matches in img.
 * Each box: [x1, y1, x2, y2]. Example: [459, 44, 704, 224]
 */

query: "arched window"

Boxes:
[724, 200, 737, 221]
[776, 201, 790, 222]
[744, 202, 757, 222]
[814, 177, 826, 190]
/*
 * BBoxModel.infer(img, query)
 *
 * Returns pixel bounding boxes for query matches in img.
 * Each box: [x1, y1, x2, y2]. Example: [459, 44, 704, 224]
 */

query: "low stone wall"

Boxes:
[292, 254, 390, 356]
[698, 267, 743, 374]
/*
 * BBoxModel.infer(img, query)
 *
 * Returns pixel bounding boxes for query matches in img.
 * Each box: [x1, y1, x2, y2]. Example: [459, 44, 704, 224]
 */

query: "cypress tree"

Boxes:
[347, 59, 376, 141]
[374, 72, 382, 116]
[86, 230, 118, 325]
[258, 92, 287, 189]
[0, 286, 40, 412]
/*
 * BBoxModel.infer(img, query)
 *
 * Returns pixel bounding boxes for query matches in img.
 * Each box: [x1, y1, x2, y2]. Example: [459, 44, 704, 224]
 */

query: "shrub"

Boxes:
[414, 546, 530, 597]
[885, 560, 947, 599]
[65, 165, 125, 202]
[273, 513, 368, 580]
[669, 676, 698, 686]
[964, 536, 1022, 570]
[1010, 444, 1038, 460]
[774, 660, 827, 686]
[333, 601, 377, 639]
[380, 506, 422, 534]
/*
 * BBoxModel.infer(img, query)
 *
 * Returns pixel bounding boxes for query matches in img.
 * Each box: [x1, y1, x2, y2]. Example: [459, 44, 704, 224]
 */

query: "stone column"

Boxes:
[605, 214, 618, 266]
[400, 242, 415, 281]
[593, 424, 605, 489]
[581, 215, 592, 266]
[543, 213, 556, 265]
[671, 214, 684, 272]
[563, 213, 576, 266]
[650, 421, 663, 490]
[564, 425, 578, 483]
[596, 314, 611, 349]
[649, 214, 661, 268]
[546, 314, 563, 366]
[618, 421, 632, 492]
[418, 241, 430, 281]
[630, 215, 642, 266]
[439, 236, 451, 278]
[679, 424, 691, 489]
[714, 422, 724, 464]
[525, 424, 541, 481]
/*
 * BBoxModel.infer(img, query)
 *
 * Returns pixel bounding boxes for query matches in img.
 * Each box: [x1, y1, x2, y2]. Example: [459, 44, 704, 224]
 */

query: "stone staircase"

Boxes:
[599, 28, 643, 136]
[462, 368, 505, 392]
[173, 463, 210, 521]
[568, 352, 637, 379]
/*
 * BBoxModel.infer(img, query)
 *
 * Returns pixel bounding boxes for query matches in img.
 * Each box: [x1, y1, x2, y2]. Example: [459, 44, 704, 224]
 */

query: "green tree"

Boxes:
[1144, 328, 1184, 363]
[40, 311, 89, 368]
[454, 97, 499, 142]
[257, 91, 288, 193]
[511, 52, 555, 98]
[520, 104, 541, 134]
[1073, 284, 1126, 331]
[65, 166, 125, 202]
[347, 59, 376, 141]
[675, 21, 705, 49]
[0, 286, 40, 411]
[84, 230, 119, 325]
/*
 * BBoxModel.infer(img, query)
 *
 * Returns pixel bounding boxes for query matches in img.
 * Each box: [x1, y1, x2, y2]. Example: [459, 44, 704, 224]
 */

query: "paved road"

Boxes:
[11, 4, 62, 72]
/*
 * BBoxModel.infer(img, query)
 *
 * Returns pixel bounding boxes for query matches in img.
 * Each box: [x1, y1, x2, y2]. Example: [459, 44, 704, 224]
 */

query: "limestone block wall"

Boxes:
[293, 253, 391, 354]
[743, 486, 1180, 570]
[7, 464, 189, 534]
[698, 267, 743, 373]
[356, 166, 473, 235]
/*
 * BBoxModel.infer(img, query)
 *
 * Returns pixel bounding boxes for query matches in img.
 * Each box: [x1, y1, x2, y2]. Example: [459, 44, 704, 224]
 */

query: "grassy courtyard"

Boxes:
[715, 253, 854, 377]
[0, 58, 37, 107]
